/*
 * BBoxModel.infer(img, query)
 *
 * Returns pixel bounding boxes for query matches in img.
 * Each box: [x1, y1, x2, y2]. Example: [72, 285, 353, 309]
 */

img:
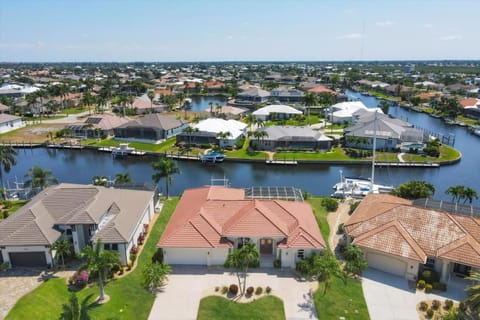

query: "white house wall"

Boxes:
[0, 119, 24, 134]
[125, 197, 155, 264]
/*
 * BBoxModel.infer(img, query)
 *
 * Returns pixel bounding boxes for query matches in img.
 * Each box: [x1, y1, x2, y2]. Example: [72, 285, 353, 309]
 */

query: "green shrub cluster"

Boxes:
[321, 198, 339, 212]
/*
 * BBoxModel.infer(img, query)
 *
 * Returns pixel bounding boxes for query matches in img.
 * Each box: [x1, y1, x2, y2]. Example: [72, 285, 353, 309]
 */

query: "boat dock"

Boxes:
[375, 162, 440, 168]
[266, 160, 298, 165]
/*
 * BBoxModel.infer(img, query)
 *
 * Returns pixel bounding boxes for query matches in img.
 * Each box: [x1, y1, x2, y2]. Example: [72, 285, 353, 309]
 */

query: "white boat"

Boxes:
[199, 152, 225, 163]
[332, 110, 394, 198]
[111, 143, 145, 157]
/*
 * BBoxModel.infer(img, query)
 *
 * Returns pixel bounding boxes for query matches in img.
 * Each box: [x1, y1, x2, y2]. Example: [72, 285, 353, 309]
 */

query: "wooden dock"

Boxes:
[375, 162, 440, 168]
[266, 160, 298, 165]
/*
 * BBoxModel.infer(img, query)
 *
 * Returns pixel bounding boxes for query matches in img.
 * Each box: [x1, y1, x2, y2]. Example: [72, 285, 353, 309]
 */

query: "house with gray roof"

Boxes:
[0, 184, 156, 267]
[0, 113, 24, 134]
[114, 114, 189, 143]
[270, 88, 304, 104]
[344, 112, 427, 151]
[235, 88, 270, 104]
[252, 126, 333, 151]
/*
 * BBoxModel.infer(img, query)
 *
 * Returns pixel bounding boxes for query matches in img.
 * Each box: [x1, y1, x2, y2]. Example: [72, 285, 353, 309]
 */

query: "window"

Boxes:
[297, 249, 305, 259]
[104, 244, 111, 250]
[425, 257, 435, 268]
[111, 244, 118, 251]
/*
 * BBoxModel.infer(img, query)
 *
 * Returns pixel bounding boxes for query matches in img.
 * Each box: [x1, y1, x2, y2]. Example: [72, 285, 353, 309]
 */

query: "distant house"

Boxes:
[344, 112, 426, 151]
[327, 101, 381, 124]
[0, 184, 156, 267]
[158, 186, 325, 267]
[215, 105, 248, 120]
[253, 126, 333, 151]
[204, 80, 225, 92]
[0, 114, 24, 134]
[459, 98, 480, 119]
[68, 114, 130, 138]
[0, 102, 10, 113]
[236, 88, 270, 104]
[308, 85, 336, 96]
[252, 104, 302, 121]
[132, 95, 167, 114]
[269, 88, 304, 104]
[114, 114, 189, 143]
[345, 194, 480, 281]
[176, 118, 246, 147]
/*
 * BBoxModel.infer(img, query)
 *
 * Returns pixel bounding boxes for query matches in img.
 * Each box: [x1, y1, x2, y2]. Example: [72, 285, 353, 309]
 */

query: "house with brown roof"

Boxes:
[0, 184, 156, 268]
[345, 194, 480, 282]
[158, 186, 325, 267]
[68, 114, 130, 138]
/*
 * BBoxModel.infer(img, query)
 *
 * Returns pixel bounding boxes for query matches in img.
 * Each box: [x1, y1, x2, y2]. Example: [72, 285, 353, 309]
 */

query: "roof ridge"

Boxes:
[292, 227, 320, 247]
[273, 200, 300, 230]
[437, 235, 480, 257]
[253, 201, 289, 236]
[189, 221, 215, 248]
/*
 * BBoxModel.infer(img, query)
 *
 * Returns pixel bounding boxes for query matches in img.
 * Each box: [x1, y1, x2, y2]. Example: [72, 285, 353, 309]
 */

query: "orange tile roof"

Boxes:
[308, 85, 336, 95]
[345, 194, 480, 267]
[459, 98, 479, 108]
[158, 186, 325, 249]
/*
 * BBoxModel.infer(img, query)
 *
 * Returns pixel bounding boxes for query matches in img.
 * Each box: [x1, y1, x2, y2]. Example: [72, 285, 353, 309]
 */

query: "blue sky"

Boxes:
[0, 0, 478, 62]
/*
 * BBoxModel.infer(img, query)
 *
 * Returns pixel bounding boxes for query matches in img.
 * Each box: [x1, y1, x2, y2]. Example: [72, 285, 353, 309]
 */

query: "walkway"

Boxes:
[148, 266, 318, 320]
[397, 153, 405, 162]
[327, 201, 351, 252]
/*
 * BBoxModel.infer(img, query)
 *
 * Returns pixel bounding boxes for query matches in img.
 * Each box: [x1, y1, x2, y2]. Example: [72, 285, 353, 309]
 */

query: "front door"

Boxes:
[260, 238, 273, 255]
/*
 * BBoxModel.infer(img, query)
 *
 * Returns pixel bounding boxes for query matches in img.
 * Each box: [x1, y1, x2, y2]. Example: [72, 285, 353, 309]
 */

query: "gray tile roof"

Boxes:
[0, 184, 154, 246]
[116, 114, 188, 131]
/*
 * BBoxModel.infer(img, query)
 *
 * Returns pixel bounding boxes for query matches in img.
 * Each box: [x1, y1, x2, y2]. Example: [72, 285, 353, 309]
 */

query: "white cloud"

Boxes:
[376, 21, 395, 27]
[336, 33, 364, 40]
[441, 35, 463, 41]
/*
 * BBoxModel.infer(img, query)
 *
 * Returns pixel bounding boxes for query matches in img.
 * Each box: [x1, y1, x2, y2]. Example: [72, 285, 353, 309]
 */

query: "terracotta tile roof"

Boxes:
[158, 186, 325, 250]
[308, 85, 336, 95]
[459, 98, 479, 108]
[345, 194, 480, 267]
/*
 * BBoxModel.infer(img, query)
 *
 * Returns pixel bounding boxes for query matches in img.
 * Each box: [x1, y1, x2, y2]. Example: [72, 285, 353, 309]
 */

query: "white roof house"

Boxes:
[193, 118, 247, 146]
[252, 104, 302, 121]
[328, 101, 383, 124]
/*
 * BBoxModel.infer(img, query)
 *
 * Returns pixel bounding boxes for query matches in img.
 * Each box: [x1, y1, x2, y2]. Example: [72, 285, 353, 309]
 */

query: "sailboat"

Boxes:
[332, 110, 394, 198]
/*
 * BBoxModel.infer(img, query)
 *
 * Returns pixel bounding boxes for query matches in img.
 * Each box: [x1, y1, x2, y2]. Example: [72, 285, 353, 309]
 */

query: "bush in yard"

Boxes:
[432, 282, 447, 291]
[444, 299, 453, 310]
[425, 284, 433, 293]
[419, 301, 428, 311]
[349, 201, 360, 215]
[431, 300, 441, 310]
[0, 262, 9, 271]
[417, 280, 426, 289]
[266, 286, 272, 294]
[337, 223, 344, 234]
[130, 245, 138, 255]
[321, 198, 339, 212]
[68, 270, 89, 289]
[273, 259, 281, 268]
[420, 269, 440, 283]
[229, 284, 239, 295]
[426, 308, 434, 318]
[152, 248, 164, 264]
[221, 286, 228, 294]
[255, 287, 263, 295]
[246, 286, 254, 295]
[129, 253, 137, 264]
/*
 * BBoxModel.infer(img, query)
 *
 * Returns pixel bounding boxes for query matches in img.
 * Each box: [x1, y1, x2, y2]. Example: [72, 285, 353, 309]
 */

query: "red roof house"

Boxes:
[158, 186, 325, 267]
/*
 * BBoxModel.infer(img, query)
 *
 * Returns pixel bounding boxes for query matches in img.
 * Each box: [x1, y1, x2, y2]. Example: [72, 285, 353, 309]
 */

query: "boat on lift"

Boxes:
[199, 151, 225, 163]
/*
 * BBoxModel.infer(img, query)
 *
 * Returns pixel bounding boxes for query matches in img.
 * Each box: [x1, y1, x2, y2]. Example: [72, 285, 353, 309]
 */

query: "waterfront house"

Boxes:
[68, 114, 130, 138]
[269, 88, 304, 104]
[114, 114, 189, 143]
[459, 98, 480, 119]
[0, 113, 24, 134]
[345, 194, 480, 282]
[235, 88, 270, 104]
[327, 101, 380, 124]
[158, 186, 325, 267]
[252, 125, 332, 151]
[0, 183, 157, 267]
[252, 104, 303, 121]
[132, 94, 167, 114]
[307, 85, 336, 96]
[344, 112, 426, 151]
[176, 118, 246, 147]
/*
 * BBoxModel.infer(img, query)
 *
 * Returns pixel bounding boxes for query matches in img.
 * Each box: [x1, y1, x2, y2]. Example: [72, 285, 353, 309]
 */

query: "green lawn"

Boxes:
[197, 296, 285, 320]
[83, 137, 177, 153]
[276, 147, 354, 161]
[6, 198, 179, 320]
[225, 148, 268, 159]
[401, 145, 461, 162]
[306, 197, 330, 247]
[0, 200, 29, 220]
[314, 277, 370, 320]
[62, 107, 89, 115]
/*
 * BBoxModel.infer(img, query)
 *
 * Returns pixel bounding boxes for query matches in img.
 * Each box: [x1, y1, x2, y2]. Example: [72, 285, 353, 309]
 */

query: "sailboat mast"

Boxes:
[371, 110, 377, 188]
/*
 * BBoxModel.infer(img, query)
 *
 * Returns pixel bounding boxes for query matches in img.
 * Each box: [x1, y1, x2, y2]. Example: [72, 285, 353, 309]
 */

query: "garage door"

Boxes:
[165, 248, 206, 265]
[367, 252, 407, 276]
[9, 252, 47, 267]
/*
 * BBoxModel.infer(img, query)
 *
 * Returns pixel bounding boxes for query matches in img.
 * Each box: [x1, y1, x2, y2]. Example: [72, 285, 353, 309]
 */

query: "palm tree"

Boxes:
[59, 292, 90, 320]
[24, 165, 58, 193]
[298, 251, 345, 295]
[50, 239, 73, 269]
[115, 172, 132, 184]
[391, 180, 435, 200]
[244, 114, 255, 131]
[0, 145, 17, 199]
[224, 242, 259, 295]
[463, 187, 478, 204]
[148, 91, 155, 113]
[79, 240, 120, 302]
[303, 92, 318, 107]
[217, 131, 231, 148]
[142, 262, 172, 293]
[92, 175, 108, 186]
[252, 130, 268, 148]
[151, 158, 180, 199]
[182, 126, 199, 145]
[445, 185, 465, 203]
[464, 272, 480, 316]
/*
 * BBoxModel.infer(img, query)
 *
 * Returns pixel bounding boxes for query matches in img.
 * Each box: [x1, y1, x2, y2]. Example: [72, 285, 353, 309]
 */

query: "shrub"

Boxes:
[420, 269, 440, 283]
[130, 245, 138, 255]
[419, 301, 428, 311]
[425, 284, 433, 293]
[126, 262, 132, 271]
[129, 253, 137, 264]
[234, 136, 245, 149]
[459, 301, 466, 311]
[266, 286, 272, 294]
[246, 286, 254, 295]
[444, 299, 453, 310]
[349, 201, 360, 215]
[215, 286, 219, 292]
[321, 198, 339, 212]
[432, 282, 447, 291]
[137, 233, 145, 245]
[426, 308, 434, 318]
[143, 223, 149, 234]
[431, 300, 441, 310]
[68, 270, 89, 289]
[151, 248, 164, 264]
[229, 284, 239, 295]
[337, 223, 344, 234]
[273, 259, 281, 268]
[118, 268, 124, 275]
[417, 280, 426, 289]
[221, 286, 228, 294]
[0, 262, 9, 271]
[255, 287, 263, 295]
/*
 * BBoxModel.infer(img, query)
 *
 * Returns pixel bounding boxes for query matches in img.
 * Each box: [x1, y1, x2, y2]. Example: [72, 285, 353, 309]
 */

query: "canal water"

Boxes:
[6, 92, 480, 202]
[189, 96, 227, 112]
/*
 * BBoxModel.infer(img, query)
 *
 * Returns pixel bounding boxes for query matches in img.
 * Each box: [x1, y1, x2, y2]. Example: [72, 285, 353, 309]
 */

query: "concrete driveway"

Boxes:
[362, 268, 467, 320]
[148, 266, 318, 320]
